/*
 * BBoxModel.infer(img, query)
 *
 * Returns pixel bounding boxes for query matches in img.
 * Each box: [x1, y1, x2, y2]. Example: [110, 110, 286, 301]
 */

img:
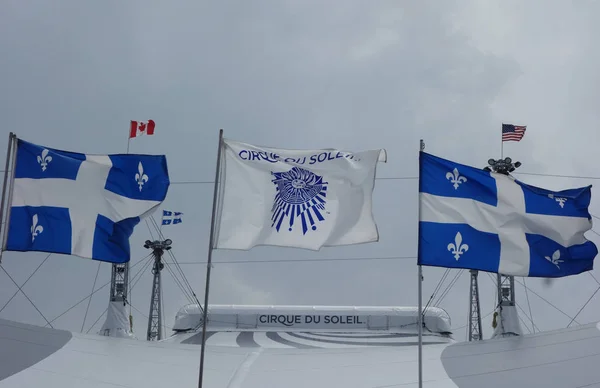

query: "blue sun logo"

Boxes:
[271, 167, 328, 234]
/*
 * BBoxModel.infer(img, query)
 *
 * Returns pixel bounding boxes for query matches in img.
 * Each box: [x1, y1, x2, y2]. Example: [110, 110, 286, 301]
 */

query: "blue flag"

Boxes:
[4, 139, 170, 263]
[161, 210, 183, 225]
[418, 151, 597, 277]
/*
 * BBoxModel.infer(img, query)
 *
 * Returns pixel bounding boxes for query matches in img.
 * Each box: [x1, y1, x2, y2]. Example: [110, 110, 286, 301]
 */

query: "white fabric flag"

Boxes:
[214, 139, 387, 250]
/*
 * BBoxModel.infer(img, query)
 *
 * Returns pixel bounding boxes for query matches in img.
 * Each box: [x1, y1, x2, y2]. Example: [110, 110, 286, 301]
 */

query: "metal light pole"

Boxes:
[144, 238, 172, 341]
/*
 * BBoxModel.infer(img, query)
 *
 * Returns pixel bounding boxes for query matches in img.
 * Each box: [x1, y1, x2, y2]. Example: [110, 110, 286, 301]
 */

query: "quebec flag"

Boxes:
[4, 139, 170, 263]
[418, 152, 598, 277]
[214, 138, 387, 250]
[162, 210, 182, 225]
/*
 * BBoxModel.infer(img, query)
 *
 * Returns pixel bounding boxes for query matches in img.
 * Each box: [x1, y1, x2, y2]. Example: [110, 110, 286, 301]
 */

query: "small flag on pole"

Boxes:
[130, 120, 156, 139]
[162, 210, 183, 225]
[213, 138, 387, 251]
[502, 124, 526, 142]
[418, 151, 597, 277]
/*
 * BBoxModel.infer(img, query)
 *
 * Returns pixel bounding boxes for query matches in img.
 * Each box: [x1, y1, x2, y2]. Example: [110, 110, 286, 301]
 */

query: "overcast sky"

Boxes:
[1, 0, 600, 342]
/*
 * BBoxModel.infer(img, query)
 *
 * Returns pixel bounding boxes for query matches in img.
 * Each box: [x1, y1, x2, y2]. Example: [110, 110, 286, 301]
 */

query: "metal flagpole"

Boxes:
[198, 128, 224, 388]
[1, 133, 18, 262]
[127, 122, 132, 154]
[417, 139, 424, 388]
[0, 133, 15, 264]
[501, 123, 504, 159]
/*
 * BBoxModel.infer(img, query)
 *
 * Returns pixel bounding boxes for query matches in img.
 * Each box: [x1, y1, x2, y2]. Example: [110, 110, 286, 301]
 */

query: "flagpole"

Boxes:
[127, 121, 133, 154]
[417, 139, 424, 388]
[501, 123, 504, 159]
[1, 134, 18, 262]
[198, 128, 224, 388]
[0, 133, 15, 264]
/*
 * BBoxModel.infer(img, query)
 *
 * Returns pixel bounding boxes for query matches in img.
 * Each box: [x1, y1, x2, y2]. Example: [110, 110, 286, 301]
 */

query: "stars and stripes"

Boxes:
[502, 124, 526, 142]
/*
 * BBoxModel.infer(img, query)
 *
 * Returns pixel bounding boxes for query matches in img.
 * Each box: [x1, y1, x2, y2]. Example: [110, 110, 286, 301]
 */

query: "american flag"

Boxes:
[502, 124, 526, 142]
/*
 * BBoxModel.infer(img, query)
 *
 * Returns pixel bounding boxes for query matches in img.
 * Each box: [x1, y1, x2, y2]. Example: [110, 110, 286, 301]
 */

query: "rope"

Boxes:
[523, 278, 535, 333]
[567, 285, 600, 328]
[0, 265, 53, 328]
[81, 262, 102, 332]
[165, 256, 418, 265]
[85, 307, 108, 334]
[45, 254, 151, 326]
[435, 270, 464, 306]
[514, 278, 578, 324]
[0, 253, 52, 314]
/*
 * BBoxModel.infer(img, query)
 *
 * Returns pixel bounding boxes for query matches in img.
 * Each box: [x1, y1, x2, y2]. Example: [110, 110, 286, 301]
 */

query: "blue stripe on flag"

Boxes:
[517, 180, 592, 218]
[418, 222, 501, 273]
[527, 234, 596, 277]
[419, 152, 497, 206]
[106, 155, 171, 201]
[93, 215, 140, 263]
[6, 206, 72, 255]
[15, 139, 84, 180]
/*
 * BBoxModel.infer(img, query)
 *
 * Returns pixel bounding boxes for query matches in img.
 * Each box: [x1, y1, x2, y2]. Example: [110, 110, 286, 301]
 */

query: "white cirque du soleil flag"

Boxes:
[214, 139, 387, 250]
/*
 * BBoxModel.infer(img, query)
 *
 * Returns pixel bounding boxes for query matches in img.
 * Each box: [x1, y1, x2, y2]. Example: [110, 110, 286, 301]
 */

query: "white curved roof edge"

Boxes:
[3, 318, 600, 387]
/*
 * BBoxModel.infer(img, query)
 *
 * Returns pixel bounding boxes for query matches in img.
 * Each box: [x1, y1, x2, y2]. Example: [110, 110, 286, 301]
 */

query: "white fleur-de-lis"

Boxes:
[445, 168, 467, 190]
[545, 250, 564, 269]
[548, 194, 567, 208]
[447, 232, 469, 260]
[30, 214, 43, 242]
[36, 149, 52, 171]
[135, 161, 149, 191]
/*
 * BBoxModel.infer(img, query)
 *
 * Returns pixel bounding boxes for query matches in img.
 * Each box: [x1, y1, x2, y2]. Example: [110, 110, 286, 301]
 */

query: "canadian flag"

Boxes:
[129, 120, 155, 138]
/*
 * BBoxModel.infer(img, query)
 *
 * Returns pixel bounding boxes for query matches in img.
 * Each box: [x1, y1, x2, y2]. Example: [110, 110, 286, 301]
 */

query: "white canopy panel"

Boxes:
[1, 317, 600, 387]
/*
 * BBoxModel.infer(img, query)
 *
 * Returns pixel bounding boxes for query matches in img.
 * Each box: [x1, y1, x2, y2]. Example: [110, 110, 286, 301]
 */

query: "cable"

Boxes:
[145, 219, 156, 240]
[0, 265, 53, 328]
[514, 278, 578, 324]
[514, 171, 600, 180]
[46, 254, 151, 326]
[567, 285, 600, 328]
[85, 307, 108, 334]
[435, 270, 464, 306]
[168, 172, 600, 185]
[423, 269, 451, 316]
[81, 262, 102, 332]
[515, 301, 540, 332]
[0, 253, 52, 314]
[523, 278, 535, 333]
[168, 176, 419, 185]
[164, 255, 418, 265]
[130, 256, 154, 292]
[518, 314, 532, 334]
[451, 310, 494, 331]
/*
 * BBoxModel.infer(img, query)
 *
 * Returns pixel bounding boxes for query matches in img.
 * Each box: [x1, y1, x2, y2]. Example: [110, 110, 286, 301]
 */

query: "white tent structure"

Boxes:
[1, 304, 600, 387]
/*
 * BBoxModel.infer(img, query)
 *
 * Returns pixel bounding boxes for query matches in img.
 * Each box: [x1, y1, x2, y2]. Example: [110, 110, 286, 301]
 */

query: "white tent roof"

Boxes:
[1, 316, 600, 387]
